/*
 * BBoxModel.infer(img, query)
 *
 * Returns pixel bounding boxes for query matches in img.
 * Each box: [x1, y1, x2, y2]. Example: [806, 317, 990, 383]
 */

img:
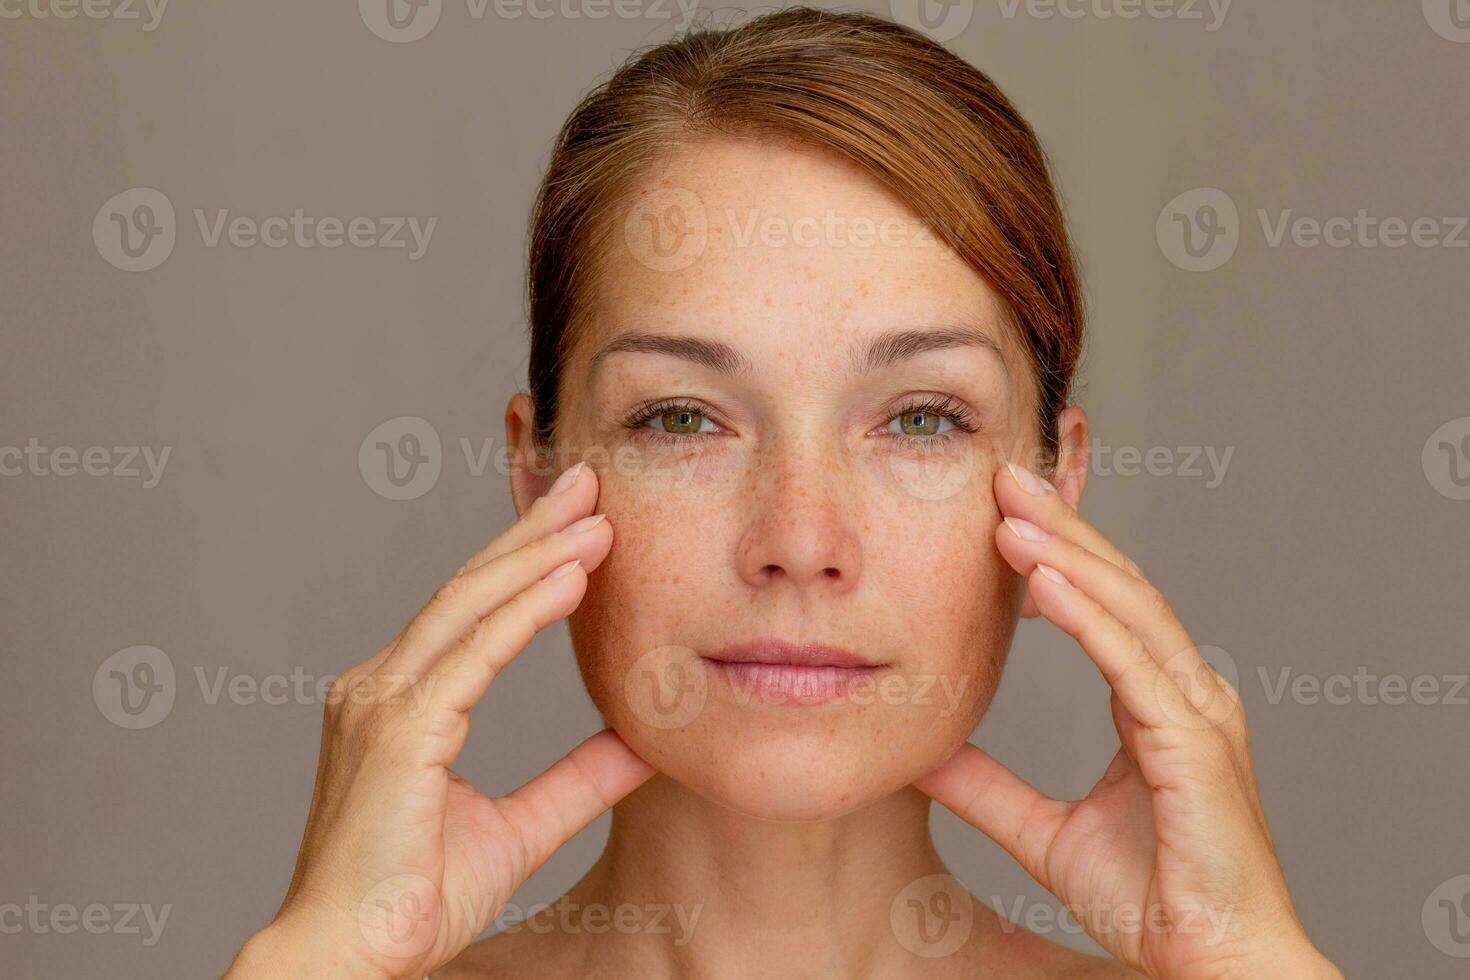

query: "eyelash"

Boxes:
[621, 394, 979, 448]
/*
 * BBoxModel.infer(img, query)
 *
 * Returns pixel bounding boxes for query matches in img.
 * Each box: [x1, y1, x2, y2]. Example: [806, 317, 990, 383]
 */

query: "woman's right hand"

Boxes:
[224, 460, 653, 980]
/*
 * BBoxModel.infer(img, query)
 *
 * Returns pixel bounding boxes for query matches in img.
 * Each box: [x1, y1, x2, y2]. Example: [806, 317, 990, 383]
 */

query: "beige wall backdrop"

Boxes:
[3, 1, 1468, 976]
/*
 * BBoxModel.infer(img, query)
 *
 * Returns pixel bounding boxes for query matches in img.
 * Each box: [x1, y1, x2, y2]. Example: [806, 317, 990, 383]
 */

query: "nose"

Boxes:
[735, 449, 862, 593]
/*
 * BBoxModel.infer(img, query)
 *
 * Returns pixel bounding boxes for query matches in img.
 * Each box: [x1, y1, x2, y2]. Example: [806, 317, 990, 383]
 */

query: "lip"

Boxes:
[700, 638, 886, 704]
[702, 637, 883, 669]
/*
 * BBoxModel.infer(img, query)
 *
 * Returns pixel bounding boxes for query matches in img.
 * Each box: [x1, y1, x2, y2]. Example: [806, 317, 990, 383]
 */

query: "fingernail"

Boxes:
[546, 558, 582, 580]
[564, 513, 606, 534]
[1035, 563, 1071, 588]
[1004, 517, 1048, 542]
[1006, 460, 1056, 496]
[546, 460, 585, 497]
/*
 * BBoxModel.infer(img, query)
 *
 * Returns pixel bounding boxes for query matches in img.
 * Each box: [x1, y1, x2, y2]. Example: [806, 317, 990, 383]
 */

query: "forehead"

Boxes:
[585, 136, 1020, 375]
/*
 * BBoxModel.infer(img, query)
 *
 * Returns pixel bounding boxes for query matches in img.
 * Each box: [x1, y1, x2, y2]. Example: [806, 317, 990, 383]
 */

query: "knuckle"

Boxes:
[1136, 583, 1172, 621]
[431, 573, 472, 610]
[355, 699, 408, 748]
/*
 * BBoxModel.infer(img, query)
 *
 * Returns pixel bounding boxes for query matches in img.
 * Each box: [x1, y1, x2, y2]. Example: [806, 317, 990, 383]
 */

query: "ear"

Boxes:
[506, 392, 552, 518]
[1019, 404, 1090, 619]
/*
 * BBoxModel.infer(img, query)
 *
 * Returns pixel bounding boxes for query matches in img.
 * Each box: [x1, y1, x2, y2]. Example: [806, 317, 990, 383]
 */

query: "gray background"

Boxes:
[3, 1, 1468, 976]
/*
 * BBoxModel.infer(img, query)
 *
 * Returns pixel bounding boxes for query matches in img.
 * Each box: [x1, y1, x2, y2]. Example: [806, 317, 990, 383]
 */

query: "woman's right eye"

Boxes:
[625, 401, 723, 441]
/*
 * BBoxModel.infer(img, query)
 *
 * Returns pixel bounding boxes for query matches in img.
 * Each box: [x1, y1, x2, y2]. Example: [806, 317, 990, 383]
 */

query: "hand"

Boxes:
[225, 460, 654, 980]
[915, 460, 1339, 980]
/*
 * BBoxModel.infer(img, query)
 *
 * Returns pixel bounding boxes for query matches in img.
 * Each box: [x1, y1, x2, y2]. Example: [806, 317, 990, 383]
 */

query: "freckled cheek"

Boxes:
[847, 438, 993, 509]
[859, 464, 1017, 685]
[570, 465, 719, 677]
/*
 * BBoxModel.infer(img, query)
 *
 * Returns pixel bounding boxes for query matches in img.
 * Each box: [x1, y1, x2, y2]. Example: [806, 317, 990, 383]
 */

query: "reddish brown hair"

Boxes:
[527, 6, 1084, 472]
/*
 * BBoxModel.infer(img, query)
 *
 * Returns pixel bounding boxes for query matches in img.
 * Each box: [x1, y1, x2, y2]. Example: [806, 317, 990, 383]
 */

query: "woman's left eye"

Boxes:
[879, 396, 978, 442]
[885, 410, 957, 437]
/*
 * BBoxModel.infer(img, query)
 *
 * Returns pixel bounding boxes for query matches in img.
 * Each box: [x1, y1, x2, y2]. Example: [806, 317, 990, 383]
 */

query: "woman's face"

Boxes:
[516, 136, 1052, 822]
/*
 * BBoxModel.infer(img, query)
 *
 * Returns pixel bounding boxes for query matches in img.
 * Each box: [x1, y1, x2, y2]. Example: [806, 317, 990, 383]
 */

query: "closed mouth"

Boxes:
[701, 637, 883, 669]
[700, 637, 886, 703]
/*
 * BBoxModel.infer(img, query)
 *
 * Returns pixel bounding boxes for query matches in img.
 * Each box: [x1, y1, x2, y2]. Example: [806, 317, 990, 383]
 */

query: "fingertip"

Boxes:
[543, 557, 584, 582]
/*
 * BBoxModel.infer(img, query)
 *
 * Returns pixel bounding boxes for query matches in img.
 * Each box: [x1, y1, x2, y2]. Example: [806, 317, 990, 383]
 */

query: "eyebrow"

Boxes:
[588, 323, 1007, 379]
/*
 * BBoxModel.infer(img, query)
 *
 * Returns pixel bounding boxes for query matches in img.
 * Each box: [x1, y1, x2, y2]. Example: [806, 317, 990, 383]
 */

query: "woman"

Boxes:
[226, 9, 1340, 978]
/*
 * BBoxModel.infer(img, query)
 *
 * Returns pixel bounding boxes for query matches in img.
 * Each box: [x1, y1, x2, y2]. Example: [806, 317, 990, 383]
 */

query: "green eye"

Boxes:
[881, 394, 978, 443]
[625, 399, 721, 441]
[895, 410, 945, 436]
[659, 409, 705, 434]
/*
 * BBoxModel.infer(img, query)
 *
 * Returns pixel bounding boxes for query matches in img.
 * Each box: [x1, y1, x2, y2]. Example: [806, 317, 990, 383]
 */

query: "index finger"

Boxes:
[996, 460, 1147, 581]
[456, 459, 598, 576]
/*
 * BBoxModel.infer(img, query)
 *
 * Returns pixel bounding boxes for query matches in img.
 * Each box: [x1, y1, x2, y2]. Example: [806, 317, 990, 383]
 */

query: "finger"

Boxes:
[379, 512, 612, 682]
[997, 460, 1146, 581]
[914, 742, 1068, 887]
[456, 460, 597, 576]
[1024, 562, 1202, 731]
[498, 729, 655, 871]
[995, 515, 1197, 667]
[1110, 689, 1144, 762]
[425, 554, 593, 712]
[995, 477, 1242, 731]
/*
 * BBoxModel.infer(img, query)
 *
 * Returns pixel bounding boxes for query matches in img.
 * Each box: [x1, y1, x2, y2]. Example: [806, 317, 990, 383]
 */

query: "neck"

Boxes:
[552, 773, 983, 980]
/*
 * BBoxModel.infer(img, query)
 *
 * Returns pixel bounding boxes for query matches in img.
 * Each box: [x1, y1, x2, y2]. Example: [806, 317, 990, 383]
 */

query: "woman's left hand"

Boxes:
[914, 460, 1341, 980]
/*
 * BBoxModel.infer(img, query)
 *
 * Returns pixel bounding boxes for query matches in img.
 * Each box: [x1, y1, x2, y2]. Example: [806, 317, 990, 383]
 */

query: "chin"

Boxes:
[675, 723, 929, 822]
[584, 654, 993, 822]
